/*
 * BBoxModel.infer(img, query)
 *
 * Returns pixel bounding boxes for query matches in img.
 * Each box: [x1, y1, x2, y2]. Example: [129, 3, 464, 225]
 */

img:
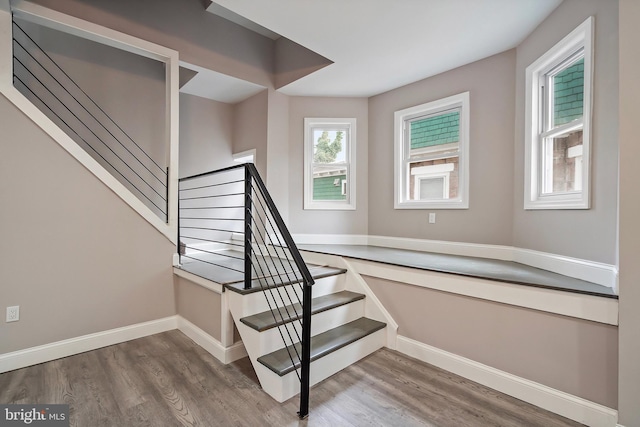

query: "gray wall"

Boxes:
[266, 89, 291, 221]
[233, 90, 269, 178]
[368, 51, 516, 245]
[0, 95, 176, 354]
[174, 277, 221, 341]
[287, 96, 369, 235]
[364, 275, 618, 408]
[179, 93, 234, 178]
[617, 0, 640, 424]
[30, 0, 275, 88]
[512, 0, 619, 264]
[14, 18, 167, 169]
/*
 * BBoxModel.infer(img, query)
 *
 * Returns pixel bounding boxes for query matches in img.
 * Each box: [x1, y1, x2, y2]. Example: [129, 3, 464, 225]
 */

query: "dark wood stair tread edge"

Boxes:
[225, 265, 347, 295]
[240, 291, 366, 332]
[257, 317, 386, 377]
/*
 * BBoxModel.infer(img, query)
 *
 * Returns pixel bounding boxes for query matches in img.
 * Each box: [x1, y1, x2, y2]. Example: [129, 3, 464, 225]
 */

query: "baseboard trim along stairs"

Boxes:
[226, 263, 388, 403]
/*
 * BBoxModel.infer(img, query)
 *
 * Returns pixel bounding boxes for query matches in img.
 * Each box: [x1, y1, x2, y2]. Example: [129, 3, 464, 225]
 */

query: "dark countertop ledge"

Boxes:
[297, 244, 617, 299]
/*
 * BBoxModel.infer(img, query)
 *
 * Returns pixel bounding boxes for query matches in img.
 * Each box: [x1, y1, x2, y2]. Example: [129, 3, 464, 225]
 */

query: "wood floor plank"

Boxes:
[0, 330, 584, 426]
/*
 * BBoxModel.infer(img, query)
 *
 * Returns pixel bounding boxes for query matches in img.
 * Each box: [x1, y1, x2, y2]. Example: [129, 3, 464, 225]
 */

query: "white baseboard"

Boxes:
[0, 315, 248, 374]
[0, 316, 178, 373]
[293, 233, 617, 290]
[292, 233, 369, 246]
[367, 235, 514, 261]
[177, 316, 247, 364]
[396, 336, 618, 427]
[513, 248, 618, 292]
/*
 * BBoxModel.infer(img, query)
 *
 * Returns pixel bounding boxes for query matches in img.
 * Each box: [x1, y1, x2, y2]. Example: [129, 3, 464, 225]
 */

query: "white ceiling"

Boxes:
[211, 0, 562, 98]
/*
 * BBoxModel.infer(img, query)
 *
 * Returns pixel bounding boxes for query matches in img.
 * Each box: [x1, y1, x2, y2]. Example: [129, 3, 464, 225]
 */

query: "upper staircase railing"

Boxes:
[11, 19, 169, 222]
[177, 163, 314, 419]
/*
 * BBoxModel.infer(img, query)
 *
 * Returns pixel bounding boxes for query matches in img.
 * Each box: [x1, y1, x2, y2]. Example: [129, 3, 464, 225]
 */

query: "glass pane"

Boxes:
[419, 178, 445, 199]
[408, 157, 458, 201]
[542, 129, 583, 194]
[312, 165, 347, 201]
[552, 58, 584, 127]
[410, 110, 459, 151]
[313, 129, 346, 164]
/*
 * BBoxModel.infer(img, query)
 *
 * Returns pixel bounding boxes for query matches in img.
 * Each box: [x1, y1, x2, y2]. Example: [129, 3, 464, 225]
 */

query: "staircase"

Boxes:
[225, 262, 386, 403]
[177, 164, 388, 417]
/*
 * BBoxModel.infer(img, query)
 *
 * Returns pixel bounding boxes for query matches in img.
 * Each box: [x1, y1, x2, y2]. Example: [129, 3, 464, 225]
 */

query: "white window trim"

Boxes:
[232, 149, 256, 164]
[524, 16, 593, 210]
[394, 92, 470, 209]
[303, 118, 356, 210]
[412, 163, 454, 200]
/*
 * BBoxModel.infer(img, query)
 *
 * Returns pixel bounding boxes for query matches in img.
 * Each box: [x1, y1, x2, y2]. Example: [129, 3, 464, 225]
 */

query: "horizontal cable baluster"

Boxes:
[176, 163, 314, 419]
[13, 56, 167, 205]
[180, 255, 244, 274]
[180, 217, 243, 221]
[12, 22, 166, 179]
[181, 246, 244, 260]
[13, 74, 167, 215]
[179, 193, 244, 201]
[179, 235, 244, 249]
[179, 179, 244, 192]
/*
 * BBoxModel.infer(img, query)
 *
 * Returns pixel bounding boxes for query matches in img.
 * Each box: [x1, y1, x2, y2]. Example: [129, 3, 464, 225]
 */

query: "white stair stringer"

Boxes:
[226, 270, 388, 403]
[300, 250, 399, 349]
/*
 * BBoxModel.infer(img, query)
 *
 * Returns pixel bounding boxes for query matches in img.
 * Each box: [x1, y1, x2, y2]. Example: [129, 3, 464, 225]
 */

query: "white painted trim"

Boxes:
[2, 1, 179, 244]
[396, 336, 618, 427]
[513, 247, 618, 293]
[367, 235, 514, 261]
[292, 233, 369, 246]
[233, 148, 256, 164]
[303, 117, 357, 210]
[176, 316, 246, 364]
[394, 92, 470, 210]
[293, 233, 617, 289]
[341, 257, 399, 349]
[524, 16, 593, 210]
[351, 259, 618, 325]
[0, 316, 178, 373]
[173, 267, 224, 294]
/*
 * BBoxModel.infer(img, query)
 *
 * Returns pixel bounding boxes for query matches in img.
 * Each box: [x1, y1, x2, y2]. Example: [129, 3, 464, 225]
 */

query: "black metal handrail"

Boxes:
[177, 163, 314, 419]
[11, 19, 168, 221]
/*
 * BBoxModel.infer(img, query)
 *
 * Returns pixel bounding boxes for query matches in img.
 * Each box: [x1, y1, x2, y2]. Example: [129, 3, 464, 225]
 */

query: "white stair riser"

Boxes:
[255, 328, 387, 402]
[228, 273, 346, 317]
[242, 299, 366, 355]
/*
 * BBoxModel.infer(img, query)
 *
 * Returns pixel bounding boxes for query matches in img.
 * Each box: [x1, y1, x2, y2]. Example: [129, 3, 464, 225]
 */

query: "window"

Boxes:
[304, 118, 356, 210]
[524, 17, 593, 209]
[394, 92, 469, 209]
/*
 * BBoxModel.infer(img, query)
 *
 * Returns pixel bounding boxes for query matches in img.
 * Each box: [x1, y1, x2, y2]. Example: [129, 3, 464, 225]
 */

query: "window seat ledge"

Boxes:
[296, 244, 617, 299]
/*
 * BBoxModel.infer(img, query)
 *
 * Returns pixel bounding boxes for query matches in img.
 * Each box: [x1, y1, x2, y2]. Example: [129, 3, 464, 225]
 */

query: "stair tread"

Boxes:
[257, 317, 386, 377]
[240, 290, 365, 332]
[225, 265, 346, 295]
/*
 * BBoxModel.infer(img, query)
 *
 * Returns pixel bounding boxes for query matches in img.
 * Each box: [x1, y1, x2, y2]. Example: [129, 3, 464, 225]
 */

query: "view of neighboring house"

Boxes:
[1, 0, 640, 426]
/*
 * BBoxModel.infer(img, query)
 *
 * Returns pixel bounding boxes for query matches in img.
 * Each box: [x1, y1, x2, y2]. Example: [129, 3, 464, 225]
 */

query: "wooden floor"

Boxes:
[0, 331, 583, 427]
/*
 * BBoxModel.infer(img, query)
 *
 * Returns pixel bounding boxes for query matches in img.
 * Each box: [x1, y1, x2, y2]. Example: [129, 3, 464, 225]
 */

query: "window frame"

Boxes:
[524, 16, 594, 210]
[303, 117, 356, 210]
[394, 92, 470, 209]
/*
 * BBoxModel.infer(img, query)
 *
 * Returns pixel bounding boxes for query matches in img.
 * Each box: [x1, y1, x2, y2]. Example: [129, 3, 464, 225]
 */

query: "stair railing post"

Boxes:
[298, 278, 312, 419]
[244, 165, 252, 290]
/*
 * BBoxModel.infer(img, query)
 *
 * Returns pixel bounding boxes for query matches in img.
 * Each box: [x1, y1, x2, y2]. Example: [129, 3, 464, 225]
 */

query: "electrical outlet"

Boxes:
[428, 212, 436, 224]
[6, 306, 19, 322]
